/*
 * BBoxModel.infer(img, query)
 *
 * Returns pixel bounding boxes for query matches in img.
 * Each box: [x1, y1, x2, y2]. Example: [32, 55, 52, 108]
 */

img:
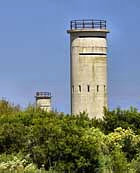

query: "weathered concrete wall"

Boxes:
[36, 98, 51, 112]
[68, 29, 109, 119]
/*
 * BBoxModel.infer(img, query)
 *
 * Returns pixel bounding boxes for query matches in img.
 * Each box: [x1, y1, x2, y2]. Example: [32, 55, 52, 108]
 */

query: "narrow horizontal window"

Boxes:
[79, 36, 106, 38]
[79, 53, 106, 56]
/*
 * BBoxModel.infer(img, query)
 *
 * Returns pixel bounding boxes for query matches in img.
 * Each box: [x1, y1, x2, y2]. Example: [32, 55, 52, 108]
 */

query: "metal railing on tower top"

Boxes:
[70, 19, 106, 30]
[36, 92, 51, 98]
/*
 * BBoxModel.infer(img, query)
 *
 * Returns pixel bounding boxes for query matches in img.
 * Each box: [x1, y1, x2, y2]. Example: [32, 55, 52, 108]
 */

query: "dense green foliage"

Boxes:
[0, 100, 140, 172]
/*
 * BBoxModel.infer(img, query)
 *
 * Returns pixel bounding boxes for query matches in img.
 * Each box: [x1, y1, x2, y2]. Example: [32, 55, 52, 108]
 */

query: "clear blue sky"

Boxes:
[0, 0, 140, 113]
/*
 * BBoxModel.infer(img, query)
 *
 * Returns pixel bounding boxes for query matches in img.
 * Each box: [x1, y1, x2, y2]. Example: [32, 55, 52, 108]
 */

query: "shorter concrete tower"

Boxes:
[35, 92, 52, 111]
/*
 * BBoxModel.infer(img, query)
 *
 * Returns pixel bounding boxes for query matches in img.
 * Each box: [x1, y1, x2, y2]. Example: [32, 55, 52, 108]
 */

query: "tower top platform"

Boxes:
[67, 19, 109, 33]
[35, 92, 51, 99]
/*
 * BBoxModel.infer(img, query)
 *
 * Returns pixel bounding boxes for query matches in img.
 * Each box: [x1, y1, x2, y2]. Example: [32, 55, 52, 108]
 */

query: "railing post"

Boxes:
[100, 20, 102, 29]
[70, 21, 72, 30]
[83, 20, 85, 28]
[92, 20, 94, 28]
[105, 21, 106, 29]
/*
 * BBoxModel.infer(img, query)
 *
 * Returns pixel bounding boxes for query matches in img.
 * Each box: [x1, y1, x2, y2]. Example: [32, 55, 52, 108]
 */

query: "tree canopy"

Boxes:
[0, 100, 140, 172]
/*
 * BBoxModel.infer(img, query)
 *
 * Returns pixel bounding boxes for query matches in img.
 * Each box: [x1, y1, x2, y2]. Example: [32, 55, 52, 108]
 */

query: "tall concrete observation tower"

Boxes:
[67, 19, 109, 119]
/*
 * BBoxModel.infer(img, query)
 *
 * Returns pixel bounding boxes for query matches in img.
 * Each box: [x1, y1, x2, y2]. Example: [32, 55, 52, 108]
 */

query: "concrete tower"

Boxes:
[67, 19, 109, 119]
[35, 92, 52, 111]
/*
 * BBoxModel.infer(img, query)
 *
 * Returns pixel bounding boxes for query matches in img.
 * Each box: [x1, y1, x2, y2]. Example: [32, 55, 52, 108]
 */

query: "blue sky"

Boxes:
[0, 0, 140, 113]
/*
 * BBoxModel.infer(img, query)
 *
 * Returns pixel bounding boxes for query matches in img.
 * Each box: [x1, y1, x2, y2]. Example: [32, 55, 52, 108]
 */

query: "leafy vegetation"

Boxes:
[0, 100, 140, 172]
